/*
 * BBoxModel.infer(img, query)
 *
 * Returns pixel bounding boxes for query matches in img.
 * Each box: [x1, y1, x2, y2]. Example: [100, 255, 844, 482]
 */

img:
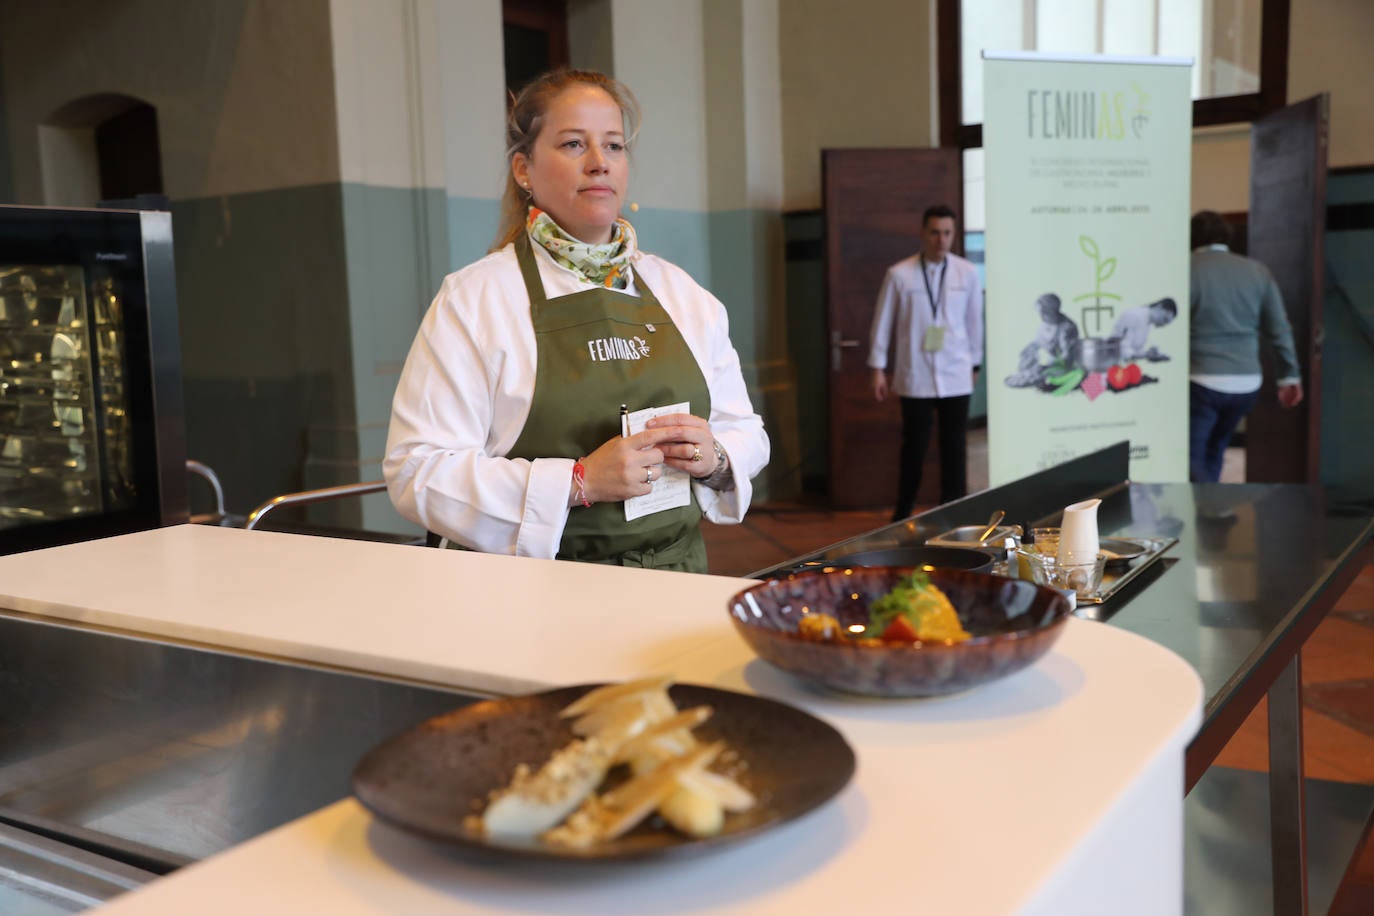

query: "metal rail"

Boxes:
[185, 460, 226, 523]
[244, 480, 388, 531]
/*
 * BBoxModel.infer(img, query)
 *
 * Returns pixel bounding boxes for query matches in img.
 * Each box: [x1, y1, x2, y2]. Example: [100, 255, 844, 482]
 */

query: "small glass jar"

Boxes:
[1014, 545, 1106, 600]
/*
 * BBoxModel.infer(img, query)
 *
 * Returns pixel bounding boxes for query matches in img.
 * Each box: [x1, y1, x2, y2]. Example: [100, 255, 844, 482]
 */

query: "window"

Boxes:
[941, 0, 1288, 147]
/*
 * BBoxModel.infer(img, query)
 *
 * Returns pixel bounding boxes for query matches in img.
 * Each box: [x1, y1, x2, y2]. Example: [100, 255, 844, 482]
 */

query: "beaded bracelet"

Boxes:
[572, 459, 591, 507]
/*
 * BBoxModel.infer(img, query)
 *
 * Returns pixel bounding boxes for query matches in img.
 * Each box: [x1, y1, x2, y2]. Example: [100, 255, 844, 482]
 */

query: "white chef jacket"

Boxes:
[384, 242, 770, 560]
[867, 252, 984, 398]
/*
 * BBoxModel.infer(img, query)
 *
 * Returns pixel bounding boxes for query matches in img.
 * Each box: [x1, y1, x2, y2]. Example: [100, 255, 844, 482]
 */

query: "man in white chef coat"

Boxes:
[868, 204, 984, 522]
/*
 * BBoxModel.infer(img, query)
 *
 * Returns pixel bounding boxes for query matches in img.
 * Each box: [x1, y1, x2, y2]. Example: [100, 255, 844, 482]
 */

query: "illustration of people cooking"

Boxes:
[1004, 292, 1176, 397]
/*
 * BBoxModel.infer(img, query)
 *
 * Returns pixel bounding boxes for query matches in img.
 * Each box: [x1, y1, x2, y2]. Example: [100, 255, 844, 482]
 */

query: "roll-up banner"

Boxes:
[984, 51, 1192, 484]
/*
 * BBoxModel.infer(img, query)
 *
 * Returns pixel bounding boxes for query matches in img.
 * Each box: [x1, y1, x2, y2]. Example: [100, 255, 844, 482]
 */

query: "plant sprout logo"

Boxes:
[633, 336, 651, 357]
[1129, 81, 1151, 139]
[1074, 235, 1120, 335]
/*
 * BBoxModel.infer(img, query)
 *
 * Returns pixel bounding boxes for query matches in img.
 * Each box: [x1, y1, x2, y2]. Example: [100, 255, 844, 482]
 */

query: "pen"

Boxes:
[620, 404, 629, 438]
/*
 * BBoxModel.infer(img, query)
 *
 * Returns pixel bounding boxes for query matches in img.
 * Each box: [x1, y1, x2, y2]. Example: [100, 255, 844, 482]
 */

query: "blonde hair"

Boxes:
[491, 69, 642, 252]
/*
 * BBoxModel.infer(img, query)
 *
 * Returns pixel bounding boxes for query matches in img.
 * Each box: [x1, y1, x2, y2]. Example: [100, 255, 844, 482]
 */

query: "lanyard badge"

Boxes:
[922, 325, 946, 352]
[920, 256, 947, 353]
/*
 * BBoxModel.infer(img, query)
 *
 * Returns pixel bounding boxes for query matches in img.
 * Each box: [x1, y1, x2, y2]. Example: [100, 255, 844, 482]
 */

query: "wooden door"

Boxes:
[1245, 95, 1329, 483]
[823, 148, 961, 509]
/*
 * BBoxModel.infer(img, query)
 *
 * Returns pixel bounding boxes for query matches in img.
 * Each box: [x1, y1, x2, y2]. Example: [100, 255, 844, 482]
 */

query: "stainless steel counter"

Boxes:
[0, 820, 155, 914]
[0, 611, 473, 886]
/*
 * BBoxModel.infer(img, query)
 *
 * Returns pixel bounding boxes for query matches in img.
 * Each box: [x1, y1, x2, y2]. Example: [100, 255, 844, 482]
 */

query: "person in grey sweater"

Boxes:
[1188, 210, 1303, 482]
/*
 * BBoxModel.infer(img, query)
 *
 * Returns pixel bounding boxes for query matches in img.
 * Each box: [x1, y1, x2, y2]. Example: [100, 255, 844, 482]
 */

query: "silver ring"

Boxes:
[645, 466, 654, 484]
[691, 445, 702, 463]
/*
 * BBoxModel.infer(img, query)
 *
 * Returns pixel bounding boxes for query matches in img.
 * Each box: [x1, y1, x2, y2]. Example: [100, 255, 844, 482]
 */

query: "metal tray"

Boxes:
[1076, 536, 1177, 605]
[993, 535, 1176, 606]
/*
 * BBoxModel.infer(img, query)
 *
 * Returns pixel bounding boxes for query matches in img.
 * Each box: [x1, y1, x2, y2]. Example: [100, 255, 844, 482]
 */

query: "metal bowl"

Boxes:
[925, 525, 1022, 549]
[1074, 337, 1122, 372]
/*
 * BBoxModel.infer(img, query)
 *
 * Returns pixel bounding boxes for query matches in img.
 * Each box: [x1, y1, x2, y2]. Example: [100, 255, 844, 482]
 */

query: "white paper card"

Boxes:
[624, 402, 692, 522]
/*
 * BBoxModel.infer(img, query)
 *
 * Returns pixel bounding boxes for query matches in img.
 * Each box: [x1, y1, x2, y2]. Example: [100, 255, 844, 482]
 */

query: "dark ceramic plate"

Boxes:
[730, 566, 1072, 697]
[352, 683, 855, 861]
[1098, 537, 1148, 567]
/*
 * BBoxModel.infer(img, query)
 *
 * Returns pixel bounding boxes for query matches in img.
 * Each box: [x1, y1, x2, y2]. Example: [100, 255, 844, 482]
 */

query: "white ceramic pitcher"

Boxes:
[1058, 498, 1102, 565]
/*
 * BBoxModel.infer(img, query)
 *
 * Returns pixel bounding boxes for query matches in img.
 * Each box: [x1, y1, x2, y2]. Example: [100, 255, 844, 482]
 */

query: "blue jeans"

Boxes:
[1189, 383, 1259, 482]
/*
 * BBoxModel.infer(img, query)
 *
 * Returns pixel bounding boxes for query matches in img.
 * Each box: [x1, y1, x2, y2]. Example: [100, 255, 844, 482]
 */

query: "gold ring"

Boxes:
[691, 445, 702, 462]
[645, 466, 654, 484]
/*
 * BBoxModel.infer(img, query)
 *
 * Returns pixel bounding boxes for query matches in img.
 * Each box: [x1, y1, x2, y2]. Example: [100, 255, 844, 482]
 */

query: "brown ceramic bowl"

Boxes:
[728, 566, 1073, 697]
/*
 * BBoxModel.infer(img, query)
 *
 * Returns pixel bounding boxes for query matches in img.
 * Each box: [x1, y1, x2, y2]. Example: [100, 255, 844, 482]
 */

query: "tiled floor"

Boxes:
[702, 429, 1374, 908]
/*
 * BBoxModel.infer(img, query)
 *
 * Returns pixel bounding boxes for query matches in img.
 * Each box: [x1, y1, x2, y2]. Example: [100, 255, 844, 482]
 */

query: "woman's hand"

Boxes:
[645, 413, 719, 479]
[577, 424, 685, 502]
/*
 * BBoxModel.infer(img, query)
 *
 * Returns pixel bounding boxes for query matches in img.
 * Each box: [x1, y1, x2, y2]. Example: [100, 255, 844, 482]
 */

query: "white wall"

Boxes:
[779, 0, 937, 211]
[329, 0, 446, 191]
[1289, 0, 1374, 168]
[0, 0, 340, 202]
[740, 0, 784, 212]
[35, 125, 100, 207]
[701, 0, 783, 212]
[435, 0, 508, 200]
[609, 0, 709, 212]
[1191, 124, 1251, 213]
[568, 0, 616, 76]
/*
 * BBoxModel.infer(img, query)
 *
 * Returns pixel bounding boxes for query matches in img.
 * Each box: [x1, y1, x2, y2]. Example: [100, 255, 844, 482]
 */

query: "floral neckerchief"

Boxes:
[525, 207, 637, 290]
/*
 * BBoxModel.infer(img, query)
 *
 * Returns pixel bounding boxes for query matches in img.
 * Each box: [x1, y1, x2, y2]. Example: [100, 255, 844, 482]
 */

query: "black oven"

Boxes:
[0, 205, 186, 554]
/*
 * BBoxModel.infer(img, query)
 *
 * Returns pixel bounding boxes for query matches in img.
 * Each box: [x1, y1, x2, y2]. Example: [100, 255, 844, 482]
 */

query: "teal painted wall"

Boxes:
[340, 183, 448, 420]
[169, 182, 799, 530]
[707, 207, 797, 498]
[336, 182, 450, 532]
[706, 209, 763, 361]
[171, 184, 356, 519]
[625, 205, 713, 290]
[782, 211, 828, 491]
[446, 195, 503, 269]
[1320, 171, 1374, 510]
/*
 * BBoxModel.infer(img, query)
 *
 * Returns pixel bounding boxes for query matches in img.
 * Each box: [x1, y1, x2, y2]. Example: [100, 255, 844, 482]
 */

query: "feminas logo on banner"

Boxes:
[586, 335, 651, 362]
[1026, 82, 1152, 141]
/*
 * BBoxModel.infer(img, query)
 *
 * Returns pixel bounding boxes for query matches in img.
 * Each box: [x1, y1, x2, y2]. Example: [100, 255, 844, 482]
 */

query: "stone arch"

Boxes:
[39, 93, 164, 207]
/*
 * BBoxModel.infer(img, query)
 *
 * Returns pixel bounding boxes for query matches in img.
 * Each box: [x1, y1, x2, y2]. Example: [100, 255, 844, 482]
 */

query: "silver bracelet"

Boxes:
[700, 439, 735, 491]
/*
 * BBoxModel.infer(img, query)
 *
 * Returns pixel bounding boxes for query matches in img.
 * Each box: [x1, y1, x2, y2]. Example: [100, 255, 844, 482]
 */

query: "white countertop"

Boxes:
[89, 620, 1201, 915]
[0, 526, 1204, 914]
[0, 525, 753, 695]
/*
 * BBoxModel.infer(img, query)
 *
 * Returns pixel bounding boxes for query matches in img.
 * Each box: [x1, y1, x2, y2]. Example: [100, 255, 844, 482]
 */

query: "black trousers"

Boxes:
[893, 394, 970, 521]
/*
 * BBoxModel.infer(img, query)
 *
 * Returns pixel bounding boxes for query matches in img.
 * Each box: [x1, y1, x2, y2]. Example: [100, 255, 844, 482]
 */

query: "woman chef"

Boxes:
[383, 70, 769, 574]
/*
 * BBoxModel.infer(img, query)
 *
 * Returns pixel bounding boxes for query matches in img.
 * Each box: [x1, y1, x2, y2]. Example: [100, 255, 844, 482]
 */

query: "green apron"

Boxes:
[505, 233, 711, 573]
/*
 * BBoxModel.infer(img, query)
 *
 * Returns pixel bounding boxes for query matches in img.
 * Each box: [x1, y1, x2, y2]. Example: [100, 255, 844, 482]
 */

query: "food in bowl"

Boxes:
[797, 570, 970, 644]
[729, 566, 1073, 697]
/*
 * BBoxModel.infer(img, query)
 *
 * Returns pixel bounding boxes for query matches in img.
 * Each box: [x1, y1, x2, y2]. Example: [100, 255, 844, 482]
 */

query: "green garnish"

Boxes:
[865, 570, 942, 638]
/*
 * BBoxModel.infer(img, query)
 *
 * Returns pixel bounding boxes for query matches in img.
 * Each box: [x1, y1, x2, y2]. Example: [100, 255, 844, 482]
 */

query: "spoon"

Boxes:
[976, 509, 1006, 543]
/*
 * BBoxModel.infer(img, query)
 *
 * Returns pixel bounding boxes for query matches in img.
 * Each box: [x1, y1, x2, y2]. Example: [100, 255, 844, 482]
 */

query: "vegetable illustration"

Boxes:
[1106, 363, 1145, 391]
[1050, 367, 1086, 395]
